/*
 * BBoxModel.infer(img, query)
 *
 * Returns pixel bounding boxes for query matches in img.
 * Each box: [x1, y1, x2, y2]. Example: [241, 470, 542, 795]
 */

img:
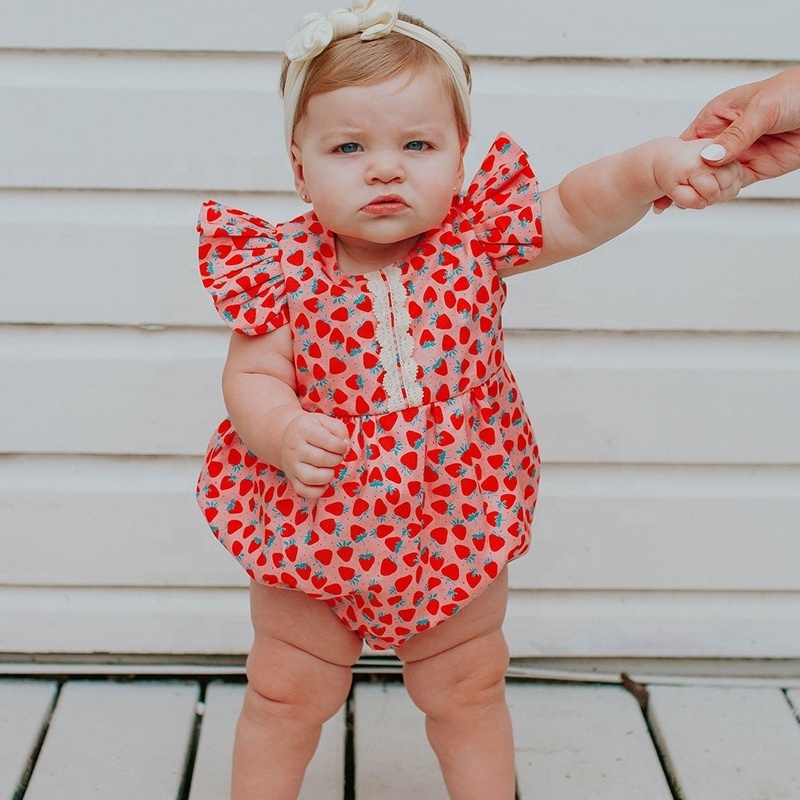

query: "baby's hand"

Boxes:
[280, 412, 350, 500]
[654, 138, 744, 210]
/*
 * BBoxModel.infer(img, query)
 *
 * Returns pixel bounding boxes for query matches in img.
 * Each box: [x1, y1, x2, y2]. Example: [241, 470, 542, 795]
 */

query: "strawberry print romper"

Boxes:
[197, 133, 543, 650]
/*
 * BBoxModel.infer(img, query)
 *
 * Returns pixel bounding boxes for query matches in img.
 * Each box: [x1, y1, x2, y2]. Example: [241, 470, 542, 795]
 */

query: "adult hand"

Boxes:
[684, 66, 800, 184]
[652, 66, 800, 212]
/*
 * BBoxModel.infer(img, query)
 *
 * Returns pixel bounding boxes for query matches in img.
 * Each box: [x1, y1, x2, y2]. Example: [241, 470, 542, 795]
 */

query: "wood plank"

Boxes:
[2, 0, 798, 60]
[2, 327, 799, 465]
[3, 457, 799, 592]
[518, 463, 800, 591]
[509, 331, 800, 466]
[4, 191, 799, 332]
[0, 680, 57, 800]
[187, 683, 240, 800]
[0, 587, 252, 655]
[1, 53, 798, 198]
[503, 202, 800, 333]
[24, 680, 199, 800]
[0, 455, 246, 588]
[647, 686, 800, 799]
[0, 190, 302, 328]
[507, 683, 672, 799]
[787, 689, 800, 719]
[190, 682, 346, 800]
[3, 586, 800, 658]
[502, 591, 800, 659]
[421, 0, 800, 60]
[354, 682, 447, 799]
[0, 327, 229, 457]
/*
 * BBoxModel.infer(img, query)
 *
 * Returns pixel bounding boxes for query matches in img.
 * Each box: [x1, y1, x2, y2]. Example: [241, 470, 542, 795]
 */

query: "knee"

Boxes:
[243, 637, 355, 727]
[403, 631, 510, 720]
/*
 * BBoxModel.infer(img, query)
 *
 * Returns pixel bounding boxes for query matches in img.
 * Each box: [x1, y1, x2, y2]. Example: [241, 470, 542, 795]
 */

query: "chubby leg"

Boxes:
[396, 569, 515, 800]
[232, 581, 362, 800]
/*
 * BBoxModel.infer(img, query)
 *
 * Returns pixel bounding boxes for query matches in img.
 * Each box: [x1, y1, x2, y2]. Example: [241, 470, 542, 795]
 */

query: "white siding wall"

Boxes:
[2, 0, 798, 658]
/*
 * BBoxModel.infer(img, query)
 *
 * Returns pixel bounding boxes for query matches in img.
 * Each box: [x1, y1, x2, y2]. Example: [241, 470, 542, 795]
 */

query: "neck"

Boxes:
[335, 234, 423, 276]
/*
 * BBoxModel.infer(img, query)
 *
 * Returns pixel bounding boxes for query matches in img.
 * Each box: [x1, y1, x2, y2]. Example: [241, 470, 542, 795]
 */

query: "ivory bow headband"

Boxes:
[282, 0, 472, 153]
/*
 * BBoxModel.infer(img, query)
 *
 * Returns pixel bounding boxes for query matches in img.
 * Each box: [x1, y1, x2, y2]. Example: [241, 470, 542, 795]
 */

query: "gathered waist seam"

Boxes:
[307, 361, 509, 420]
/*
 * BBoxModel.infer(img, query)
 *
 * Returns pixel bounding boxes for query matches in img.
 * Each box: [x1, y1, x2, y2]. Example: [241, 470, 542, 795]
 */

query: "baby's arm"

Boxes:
[503, 137, 744, 276]
[222, 327, 350, 500]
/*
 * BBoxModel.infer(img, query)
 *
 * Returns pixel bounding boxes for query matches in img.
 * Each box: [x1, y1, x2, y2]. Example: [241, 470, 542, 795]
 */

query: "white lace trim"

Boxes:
[366, 269, 424, 412]
[386, 269, 424, 407]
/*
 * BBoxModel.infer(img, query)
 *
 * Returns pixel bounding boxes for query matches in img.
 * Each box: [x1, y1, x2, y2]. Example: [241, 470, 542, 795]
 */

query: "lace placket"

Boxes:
[366, 268, 424, 412]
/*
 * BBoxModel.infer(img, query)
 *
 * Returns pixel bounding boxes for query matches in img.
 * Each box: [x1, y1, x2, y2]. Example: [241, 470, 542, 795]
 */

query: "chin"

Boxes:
[356, 223, 427, 244]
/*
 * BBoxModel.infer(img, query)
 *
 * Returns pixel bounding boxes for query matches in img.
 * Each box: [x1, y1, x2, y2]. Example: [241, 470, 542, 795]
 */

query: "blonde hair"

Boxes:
[280, 13, 472, 148]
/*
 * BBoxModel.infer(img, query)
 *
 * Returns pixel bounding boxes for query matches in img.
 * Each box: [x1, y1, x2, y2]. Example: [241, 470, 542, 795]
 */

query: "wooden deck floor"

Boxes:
[3, 666, 800, 800]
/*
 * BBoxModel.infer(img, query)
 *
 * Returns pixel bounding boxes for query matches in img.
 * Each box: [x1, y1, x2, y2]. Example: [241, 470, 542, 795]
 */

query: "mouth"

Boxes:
[361, 195, 409, 215]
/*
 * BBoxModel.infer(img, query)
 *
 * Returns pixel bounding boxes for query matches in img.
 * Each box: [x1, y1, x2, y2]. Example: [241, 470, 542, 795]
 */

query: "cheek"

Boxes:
[308, 163, 351, 196]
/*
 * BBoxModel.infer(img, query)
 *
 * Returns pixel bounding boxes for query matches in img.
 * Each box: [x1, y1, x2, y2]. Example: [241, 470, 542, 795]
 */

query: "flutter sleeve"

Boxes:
[198, 201, 289, 336]
[461, 133, 543, 270]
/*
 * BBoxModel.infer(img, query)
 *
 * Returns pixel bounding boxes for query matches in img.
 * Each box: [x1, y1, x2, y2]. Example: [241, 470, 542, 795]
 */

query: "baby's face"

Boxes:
[291, 69, 465, 262]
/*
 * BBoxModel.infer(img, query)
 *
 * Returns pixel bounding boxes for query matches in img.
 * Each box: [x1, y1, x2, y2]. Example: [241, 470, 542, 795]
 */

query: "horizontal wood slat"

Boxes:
[3, 586, 799, 658]
[502, 591, 800, 658]
[2, 457, 798, 591]
[2, 327, 798, 464]
[2, 54, 798, 197]
[4, 192, 799, 332]
[3, 0, 799, 60]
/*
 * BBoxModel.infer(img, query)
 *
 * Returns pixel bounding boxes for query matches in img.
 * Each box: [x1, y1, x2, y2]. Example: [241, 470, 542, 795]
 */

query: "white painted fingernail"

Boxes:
[700, 144, 727, 161]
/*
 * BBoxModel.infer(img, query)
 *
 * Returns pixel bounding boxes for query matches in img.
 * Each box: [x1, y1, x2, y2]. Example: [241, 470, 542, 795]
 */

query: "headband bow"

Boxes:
[282, 1, 471, 154]
[285, 0, 401, 62]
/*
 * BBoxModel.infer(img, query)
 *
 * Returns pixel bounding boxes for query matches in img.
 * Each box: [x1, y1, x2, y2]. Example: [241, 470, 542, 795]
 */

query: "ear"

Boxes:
[454, 156, 465, 193]
[290, 143, 308, 199]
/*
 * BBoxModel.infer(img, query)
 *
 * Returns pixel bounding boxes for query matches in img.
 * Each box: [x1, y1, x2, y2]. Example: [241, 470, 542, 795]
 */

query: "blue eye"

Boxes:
[406, 141, 427, 151]
[337, 142, 361, 154]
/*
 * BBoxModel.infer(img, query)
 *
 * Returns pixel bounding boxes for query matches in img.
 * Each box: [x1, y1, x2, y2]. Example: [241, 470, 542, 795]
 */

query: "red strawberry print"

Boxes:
[196, 134, 541, 651]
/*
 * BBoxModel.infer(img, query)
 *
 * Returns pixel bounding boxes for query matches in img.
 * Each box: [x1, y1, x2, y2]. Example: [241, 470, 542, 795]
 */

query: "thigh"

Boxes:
[248, 580, 363, 668]
[395, 568, 509, 664]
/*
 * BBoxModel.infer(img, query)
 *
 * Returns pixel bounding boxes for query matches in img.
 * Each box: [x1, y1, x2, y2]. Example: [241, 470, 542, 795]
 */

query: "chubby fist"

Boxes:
[279, 412, 351, 500]
[654, 138, 745, 210]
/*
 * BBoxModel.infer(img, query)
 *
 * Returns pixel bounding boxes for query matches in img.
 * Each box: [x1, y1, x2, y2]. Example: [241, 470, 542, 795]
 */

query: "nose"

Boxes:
[365, 150, 405, 184]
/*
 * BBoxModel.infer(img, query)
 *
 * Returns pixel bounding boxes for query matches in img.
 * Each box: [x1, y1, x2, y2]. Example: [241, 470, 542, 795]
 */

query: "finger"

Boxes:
[679, 106, 731, 142]
[311, 414, 351, 450]
[701, 112, 764, 165]
[303, 426, 349, 459]
[652, 195, 673, 214]
[681, 124, 714, 143]
[669, 183, 707, 210]
[717, 167, 744, 202]
[290, 478, 330, 501]
[298, 444, 345, 469]
[294, 460, 337, 484]
[688, 172, 722, 205]
[713, 162, 744, 192]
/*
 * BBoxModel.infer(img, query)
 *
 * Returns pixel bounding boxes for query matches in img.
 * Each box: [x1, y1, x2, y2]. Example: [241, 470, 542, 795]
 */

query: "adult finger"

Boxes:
[699, 110, 765, 166]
